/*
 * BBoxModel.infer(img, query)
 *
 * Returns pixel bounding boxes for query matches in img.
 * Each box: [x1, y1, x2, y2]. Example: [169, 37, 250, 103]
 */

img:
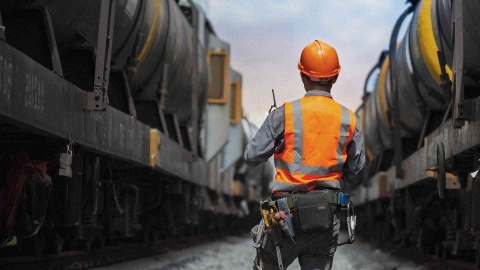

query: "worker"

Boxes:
[244, 40, 365, 270]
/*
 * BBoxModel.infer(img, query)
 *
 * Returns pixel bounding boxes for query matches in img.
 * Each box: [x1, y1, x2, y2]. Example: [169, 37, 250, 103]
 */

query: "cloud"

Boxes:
[209, 1, 306, 25]
[208, 0, 410, 127]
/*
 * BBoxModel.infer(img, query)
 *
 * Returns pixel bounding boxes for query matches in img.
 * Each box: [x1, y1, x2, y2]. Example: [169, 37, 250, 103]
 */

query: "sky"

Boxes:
[202, 1, 411, 127]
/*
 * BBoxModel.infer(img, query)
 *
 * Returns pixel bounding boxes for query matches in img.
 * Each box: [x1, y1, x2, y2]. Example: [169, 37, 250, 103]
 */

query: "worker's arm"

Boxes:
[343, 117, 366, 184]
[244, 106, 285, 166]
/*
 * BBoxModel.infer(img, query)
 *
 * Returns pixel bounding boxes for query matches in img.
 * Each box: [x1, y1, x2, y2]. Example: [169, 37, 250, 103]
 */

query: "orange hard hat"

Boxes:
[297, 40, 341, 80]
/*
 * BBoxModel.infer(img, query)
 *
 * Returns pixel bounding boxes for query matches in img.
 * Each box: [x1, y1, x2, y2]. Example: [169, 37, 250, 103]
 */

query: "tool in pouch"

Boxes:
[254, 199, 296, 270]
[337, 192, 356, 246]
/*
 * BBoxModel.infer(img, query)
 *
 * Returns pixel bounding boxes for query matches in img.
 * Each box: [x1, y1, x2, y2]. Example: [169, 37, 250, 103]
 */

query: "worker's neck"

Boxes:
[306, 86, 331, 93]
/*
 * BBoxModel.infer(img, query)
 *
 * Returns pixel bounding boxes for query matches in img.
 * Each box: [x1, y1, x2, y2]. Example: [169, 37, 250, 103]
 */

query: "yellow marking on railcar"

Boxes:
[248, 186, 255, 201]
[365, 147, 374, 161]
[172, 15, 182, 64]
[233, 180, 242, 196]
[150, 129, 160, 167]
[230, 80, 242, 124]
[418, 0, 452, 85]
[207, 50, 230, 104]
[358, 107, 364, 129]
[377, 57, 391, 127]
[137, 0, 161, 68]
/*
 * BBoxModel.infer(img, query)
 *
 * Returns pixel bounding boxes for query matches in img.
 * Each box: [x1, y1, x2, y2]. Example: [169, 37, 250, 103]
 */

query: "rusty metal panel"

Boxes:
[153, 132, 209, 185]
[358, 83, 480, 205]
[0, 40, 150, 166]
[156, 132, 191, 181]
[387, 149, 432, 191]
[426, 98, 480, 169]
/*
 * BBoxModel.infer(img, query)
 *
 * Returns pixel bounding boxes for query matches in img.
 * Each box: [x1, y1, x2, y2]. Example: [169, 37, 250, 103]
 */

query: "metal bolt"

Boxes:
[458, 102, 463, 107]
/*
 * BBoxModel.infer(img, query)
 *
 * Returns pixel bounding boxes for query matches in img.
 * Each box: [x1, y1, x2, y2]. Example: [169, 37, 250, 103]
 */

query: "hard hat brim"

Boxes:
[298, 61, 341, 78]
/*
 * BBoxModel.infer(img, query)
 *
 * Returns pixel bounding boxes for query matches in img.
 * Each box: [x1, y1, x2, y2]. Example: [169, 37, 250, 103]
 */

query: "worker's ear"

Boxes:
[331, 75, 339, 84]
[301, 73, 312, 89]
[300, 72, 307, 84]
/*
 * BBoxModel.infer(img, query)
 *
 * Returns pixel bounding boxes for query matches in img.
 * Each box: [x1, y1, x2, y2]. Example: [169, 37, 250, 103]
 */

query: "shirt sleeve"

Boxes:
[244, 106, 285, 166]
[343, 116, 366, 185]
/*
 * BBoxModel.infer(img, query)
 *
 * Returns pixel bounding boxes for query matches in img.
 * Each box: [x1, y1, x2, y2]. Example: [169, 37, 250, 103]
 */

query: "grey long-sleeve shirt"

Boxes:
[244, 90, 365, 188]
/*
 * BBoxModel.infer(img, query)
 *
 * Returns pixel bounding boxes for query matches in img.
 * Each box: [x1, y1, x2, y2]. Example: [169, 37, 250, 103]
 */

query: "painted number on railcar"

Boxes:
[24, 74, 45, 114]
[0, 55, 12, 104]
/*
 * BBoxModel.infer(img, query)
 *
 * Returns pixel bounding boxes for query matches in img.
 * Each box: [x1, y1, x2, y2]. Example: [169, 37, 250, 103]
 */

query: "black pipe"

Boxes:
[388, 6, 414, 179]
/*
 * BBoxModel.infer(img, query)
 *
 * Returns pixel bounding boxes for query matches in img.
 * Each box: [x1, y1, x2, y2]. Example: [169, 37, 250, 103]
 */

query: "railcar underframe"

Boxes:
[0, 26, 248, 256]
[352, 81, 480, 264]
[351, 0, 480, 265]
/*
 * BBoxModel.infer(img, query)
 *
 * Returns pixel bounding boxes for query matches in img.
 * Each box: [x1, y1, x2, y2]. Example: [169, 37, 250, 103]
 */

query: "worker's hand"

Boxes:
[273, 211, 286, 221]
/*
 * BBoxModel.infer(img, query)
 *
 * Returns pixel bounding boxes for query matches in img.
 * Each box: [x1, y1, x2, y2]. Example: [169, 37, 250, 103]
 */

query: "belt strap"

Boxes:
[275, 190, 339, 208]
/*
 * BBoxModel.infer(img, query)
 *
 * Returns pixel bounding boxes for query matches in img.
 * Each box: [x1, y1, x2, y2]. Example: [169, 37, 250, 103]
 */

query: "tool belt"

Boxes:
[272, 189, 356, 243]
[252, 189, 356, 270]
[273, 189, 340, 233]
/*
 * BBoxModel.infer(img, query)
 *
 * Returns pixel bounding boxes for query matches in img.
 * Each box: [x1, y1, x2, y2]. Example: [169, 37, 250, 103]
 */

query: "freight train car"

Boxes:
[351, 0, 480, 266]
[0, 0, 272, 257]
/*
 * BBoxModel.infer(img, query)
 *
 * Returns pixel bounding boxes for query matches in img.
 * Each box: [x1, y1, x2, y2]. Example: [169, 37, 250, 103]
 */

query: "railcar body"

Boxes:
[352, 0, 480, 265]
[0, 0, 272, 257]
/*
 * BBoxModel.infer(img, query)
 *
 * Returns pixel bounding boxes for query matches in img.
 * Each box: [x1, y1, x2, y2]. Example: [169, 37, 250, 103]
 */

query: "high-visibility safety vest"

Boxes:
[273, 95, 356, 192]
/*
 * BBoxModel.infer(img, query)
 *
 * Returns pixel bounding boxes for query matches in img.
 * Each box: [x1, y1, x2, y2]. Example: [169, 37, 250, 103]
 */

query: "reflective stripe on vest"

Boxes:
[272, 96, 356, 192]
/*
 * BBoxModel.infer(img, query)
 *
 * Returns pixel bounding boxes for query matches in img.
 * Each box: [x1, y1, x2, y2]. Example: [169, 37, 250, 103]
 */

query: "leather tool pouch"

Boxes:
[291, 191, 336, 233]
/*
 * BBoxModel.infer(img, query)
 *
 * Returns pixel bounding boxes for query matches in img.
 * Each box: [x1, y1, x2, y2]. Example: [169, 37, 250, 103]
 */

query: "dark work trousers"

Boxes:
[252, 191, 340, 270]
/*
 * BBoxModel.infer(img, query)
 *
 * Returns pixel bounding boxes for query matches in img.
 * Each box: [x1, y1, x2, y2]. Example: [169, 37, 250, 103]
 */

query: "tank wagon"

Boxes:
[0, 0, 272, 256]
[352, 0, 480, 265]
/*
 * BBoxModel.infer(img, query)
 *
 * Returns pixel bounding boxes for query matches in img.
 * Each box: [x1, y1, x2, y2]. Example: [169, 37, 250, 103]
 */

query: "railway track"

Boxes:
[0, 235, 213, 270]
